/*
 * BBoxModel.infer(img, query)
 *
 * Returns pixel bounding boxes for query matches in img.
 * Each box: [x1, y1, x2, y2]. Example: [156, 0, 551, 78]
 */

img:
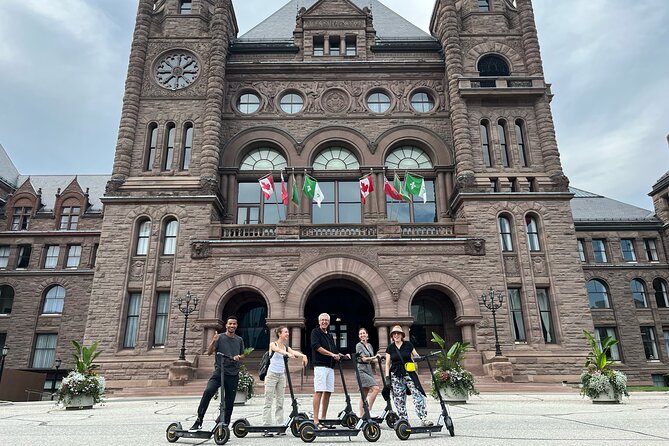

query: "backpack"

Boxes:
[258, 349, 273, 381]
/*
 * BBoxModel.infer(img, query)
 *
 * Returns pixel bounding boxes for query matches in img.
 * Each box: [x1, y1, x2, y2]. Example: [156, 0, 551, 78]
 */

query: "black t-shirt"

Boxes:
[311, 328, 337, 368]
[385, 341, 415, 377]
[215, 333, 245, 376]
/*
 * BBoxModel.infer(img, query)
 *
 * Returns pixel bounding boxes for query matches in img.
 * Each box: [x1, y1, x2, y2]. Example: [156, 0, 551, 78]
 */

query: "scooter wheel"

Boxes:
[299, 421, 316, 443]
[214, 424, 230, 445]
[291, 414, 308, 437]
[395, 419, 411, 441]
[363, 421, 381, 442]
[386, 412, 399, 429]
[446, 415, 455, 437]
[344, 413, 358, 429]
[166, 422, 180, 443]
[232, 419, 248, 438]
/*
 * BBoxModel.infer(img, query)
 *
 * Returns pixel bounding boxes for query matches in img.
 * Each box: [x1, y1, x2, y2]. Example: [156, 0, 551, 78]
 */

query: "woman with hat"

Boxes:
[384, 325, 432, 426]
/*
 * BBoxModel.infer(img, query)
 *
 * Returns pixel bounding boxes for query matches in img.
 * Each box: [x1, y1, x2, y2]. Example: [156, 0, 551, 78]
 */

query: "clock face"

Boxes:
[155, 52, 200, 90]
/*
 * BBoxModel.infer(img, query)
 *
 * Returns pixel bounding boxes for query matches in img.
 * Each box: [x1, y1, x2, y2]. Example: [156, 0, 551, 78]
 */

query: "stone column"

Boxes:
[516, 0, 544, 77]
[436, 171, 447, 220]
[377, 325, 389, 352]
[291, 326, 302, 351]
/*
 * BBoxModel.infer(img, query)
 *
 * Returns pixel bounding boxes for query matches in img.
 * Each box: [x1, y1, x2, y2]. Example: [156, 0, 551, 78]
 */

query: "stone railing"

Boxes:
[300, 225, 378, 238]
[221, 225, 276, 239]
[400, 224, 454, 237]
[460, 77, 545, 95]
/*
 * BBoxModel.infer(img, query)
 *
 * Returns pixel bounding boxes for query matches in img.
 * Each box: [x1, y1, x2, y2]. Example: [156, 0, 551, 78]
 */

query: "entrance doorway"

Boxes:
[221, 291, 269, 351]
[410, 289, 461, 349]
[303, 280, 376, 358]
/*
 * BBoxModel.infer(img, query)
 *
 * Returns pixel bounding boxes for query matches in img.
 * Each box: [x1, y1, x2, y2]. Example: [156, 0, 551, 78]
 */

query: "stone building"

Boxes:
[1, 0, 668, 391]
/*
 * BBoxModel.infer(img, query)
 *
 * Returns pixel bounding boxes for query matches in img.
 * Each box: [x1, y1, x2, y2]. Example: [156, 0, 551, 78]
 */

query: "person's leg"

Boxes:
[359, 388, 370, 417]
[195, 373, 221, 427]
[390, 374, 408, 420]
[275, 371, 286, 425]
[313, 392, 323, 425]
[320, 368, 334, 420]
[367, 385, 380, 413]
[404, 378, 428, 423]
[222, 373, 239, 425]
[262, 372, 279, 425]
[321, 392, 331, 420]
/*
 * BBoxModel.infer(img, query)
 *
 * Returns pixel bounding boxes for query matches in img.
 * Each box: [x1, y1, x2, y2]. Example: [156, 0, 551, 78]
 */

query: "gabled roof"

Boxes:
[15, 175, 109, 213]
[0, 144, 20, 187]
[238, 0, 434, 42]
[569, 187, 658, 223]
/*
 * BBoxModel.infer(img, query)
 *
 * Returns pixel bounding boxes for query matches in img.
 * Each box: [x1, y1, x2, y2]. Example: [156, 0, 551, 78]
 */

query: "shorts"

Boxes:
[314, 366, 335, 392]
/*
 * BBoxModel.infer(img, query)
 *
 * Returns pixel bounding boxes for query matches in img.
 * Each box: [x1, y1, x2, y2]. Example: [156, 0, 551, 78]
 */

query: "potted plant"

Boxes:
[580, 330, 628, 403]
[56, 341, 105, 410]
[430, 332, 478, 403]
[235, 347, 255, 405]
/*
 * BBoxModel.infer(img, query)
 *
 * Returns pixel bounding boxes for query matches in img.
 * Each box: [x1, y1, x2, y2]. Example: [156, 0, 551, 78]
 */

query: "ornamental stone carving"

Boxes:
[503, 255, 520, 276]
[465, 239, 486, 256]
[130, 260, 145, 280]
[191, 242, 211, 259]
[158, 259, 174, 279]
[532, 255, 546, 275]
[321, 88, 350, 114]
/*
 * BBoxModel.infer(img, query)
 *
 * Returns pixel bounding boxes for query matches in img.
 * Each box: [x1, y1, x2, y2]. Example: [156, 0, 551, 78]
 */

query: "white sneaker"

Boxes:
[421, 419, 434, 427]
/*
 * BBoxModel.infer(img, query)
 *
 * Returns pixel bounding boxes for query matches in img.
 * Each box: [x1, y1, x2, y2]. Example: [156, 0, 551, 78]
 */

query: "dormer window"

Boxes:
[313, 36, 324, 56]
[329, 36, 340, 56]
[345, 36, 356, 56]
[11, 207, 32, 231]
[59, 206, 81, 230]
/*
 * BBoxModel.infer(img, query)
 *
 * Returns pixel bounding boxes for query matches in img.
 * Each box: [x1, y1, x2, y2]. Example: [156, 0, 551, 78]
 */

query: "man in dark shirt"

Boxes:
[310, 312, 348, 428]
[190, 315, 245, 430]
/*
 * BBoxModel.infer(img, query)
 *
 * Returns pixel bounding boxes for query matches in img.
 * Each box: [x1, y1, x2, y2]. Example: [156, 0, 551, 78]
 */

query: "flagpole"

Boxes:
[273, 172, 282, 221]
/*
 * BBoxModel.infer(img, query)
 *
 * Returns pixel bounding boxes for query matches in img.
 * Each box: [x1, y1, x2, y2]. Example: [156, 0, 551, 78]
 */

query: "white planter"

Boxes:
[439, 385, 469, 404]
[234, 391, 248, 406]
[589, 383, 621, 404]
[64, 394, 95, 410]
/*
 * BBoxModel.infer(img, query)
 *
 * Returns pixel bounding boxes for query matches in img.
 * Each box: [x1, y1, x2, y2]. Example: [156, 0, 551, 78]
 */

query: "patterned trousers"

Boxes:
[390, 373, 428, 422]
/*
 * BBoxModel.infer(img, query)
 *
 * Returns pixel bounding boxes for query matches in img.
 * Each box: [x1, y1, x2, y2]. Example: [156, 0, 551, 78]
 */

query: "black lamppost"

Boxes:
[177, 291, 199, 361]
[51, 357, 62, 399]
[0, 345, 8, 384]
[481, 287, 504, 356]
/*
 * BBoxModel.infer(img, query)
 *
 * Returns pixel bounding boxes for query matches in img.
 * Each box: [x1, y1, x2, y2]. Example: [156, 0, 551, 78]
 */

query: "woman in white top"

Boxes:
[262, 326, 308, 436]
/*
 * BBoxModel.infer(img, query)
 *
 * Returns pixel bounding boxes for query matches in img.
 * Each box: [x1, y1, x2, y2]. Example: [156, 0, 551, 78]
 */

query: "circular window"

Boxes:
[385, 146, 433, 169]
[237, 93, 261, 114]
[240, 148, 287, 171]
[366, 91, 391, 113]
[313, 147, 360, 170]
[279, 93, 304, 114]
[155, 52, 200, 90]
[410, 92, 434, 113]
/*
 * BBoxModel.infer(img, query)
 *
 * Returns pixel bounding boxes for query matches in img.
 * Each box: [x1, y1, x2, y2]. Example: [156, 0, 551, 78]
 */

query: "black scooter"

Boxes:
[298, 353, 381, 442]
[371, 355, 399, 428]
[231, 354, 309, 437]
[166, 352, 232, 445]
[394, 351, 455, 440]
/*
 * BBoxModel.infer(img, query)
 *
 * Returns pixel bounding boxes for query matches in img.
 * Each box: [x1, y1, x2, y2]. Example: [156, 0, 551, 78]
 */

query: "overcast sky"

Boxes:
[0, 0, 667, 210]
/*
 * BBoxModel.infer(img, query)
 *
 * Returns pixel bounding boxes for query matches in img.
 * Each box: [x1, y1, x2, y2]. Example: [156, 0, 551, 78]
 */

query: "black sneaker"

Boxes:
[190, 418, 203, 430]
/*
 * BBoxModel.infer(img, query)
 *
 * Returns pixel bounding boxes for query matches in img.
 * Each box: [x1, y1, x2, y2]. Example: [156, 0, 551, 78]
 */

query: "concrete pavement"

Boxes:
[1, 391, 668, 446]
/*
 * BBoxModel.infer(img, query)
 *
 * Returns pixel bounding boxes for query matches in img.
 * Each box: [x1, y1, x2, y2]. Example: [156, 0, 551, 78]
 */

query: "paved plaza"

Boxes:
[1, 392, 668, 446]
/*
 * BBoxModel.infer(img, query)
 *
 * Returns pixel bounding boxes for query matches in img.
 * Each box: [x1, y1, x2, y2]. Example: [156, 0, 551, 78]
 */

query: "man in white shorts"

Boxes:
[310, 312, 348, 428]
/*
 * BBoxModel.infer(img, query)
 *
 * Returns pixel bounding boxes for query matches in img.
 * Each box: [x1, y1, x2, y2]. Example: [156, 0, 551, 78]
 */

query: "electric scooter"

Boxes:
[231, 354, 309, 437]
[298, 353, 381, 442]
[166, 352, 231, 445]
[394, 351, 455, 440]
[370, 355, 399, 428]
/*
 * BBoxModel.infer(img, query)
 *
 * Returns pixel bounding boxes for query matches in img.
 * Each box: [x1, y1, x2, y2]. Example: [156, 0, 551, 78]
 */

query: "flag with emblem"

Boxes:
[383, 176, 403, 201]
[258, 174, 275, 200]
[280, 172, 288, 205]
[303, 175, 324, 207]
[405, 172, 426, 203]
[359, 174, 374, 204]
[393, 172, 412, 202]
[290, 173, 300, 205]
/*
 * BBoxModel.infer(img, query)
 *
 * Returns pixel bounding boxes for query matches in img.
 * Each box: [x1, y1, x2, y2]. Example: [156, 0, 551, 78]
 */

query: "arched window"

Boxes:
[410, 297, 444, 348]
[181, 123, 193, 170]
[313, 147, 359, 170]
[385, 146, 433, 169]
[515, 119, 529, 167]
[497, 120, 510, 167]
[145, 123, 158, 171]
[498, 215, 513, 252]
[240, 148, 287, 171]
[179, 0, 192, 14]
[162, 219, 178, 255]
[236, 300, 269, 350]
[163, 123, 176, 170]
[478, 0, 490, 12]
[630, 279, 648, 308]
[43, 285, 65, 314]
[0, 285, 14, 314]
[526, 215, 540, 251]
[587, 279, 610, 309]
[478, 54, 510, 77]
[653, 278, 669, 308]
[135, 219, 151, 256]
[480, 120, 492, 167]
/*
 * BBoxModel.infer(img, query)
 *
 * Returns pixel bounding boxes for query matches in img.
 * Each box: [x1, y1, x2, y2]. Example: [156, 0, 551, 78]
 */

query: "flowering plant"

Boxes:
[430, 332, 478, 398]
[56, 341, 106, 405]
[580, 330, 628, 400]
[237, 364, 255, 399]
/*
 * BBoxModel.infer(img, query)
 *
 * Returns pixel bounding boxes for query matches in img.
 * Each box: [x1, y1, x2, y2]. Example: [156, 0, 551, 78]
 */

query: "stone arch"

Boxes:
[397, 270, 482, 322]
[466, 41, 525, 75]
[285, 255, 393, 318]
[200, 271, 282, 320]
[301, 126, 370, 165]
[376, 125, 453, 166]
[221, 127, 298, 168]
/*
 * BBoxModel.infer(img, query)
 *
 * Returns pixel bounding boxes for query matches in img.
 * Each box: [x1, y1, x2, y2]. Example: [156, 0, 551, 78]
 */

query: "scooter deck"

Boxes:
[311, 428, 361, 437]
[404, 424, 443, 435]
[173, 429, 214, 439]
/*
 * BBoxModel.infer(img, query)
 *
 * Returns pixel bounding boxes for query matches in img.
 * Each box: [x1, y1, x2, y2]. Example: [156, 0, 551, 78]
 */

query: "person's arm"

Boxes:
[384, 352, 391, 378]
[233, 338, 245, 361]
[206, 333, 220, 355]
[287, 347, 308, 365]
[270, 341, 282, 354]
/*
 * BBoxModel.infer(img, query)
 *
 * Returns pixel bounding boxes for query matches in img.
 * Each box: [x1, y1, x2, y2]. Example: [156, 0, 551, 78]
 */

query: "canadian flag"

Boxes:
[359, 175, 374, 204]
[258, 175, 275, 200]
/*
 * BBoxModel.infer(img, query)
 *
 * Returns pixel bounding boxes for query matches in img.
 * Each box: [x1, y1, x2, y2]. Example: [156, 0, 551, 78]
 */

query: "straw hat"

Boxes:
[390, 325, 405, 338]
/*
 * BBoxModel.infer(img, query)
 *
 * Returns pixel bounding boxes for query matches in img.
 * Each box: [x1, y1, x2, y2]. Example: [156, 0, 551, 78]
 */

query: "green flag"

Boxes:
[303, 175, 325, 207]
[290, 174, 300, 205]
[405, 173, 426, 203]
[393, 172, 411, 202]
